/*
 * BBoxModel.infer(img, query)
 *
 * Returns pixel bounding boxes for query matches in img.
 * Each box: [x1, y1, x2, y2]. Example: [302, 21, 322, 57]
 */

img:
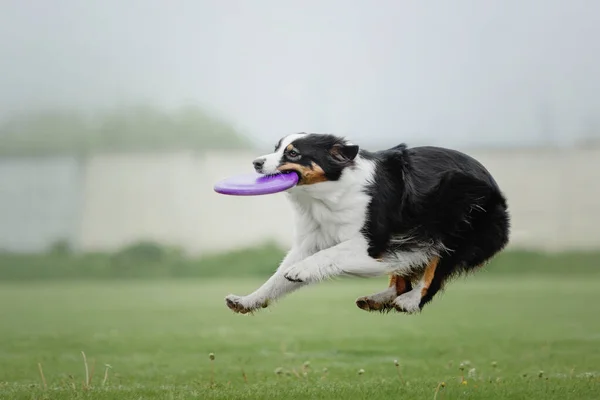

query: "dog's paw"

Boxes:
[225, 294, 248, 314]
[355, 296, 392, 312]
[225, 295, 269, 314]
[283, 265, 313, 283]
[225, 295, 253, 314]
[392, 292, 422, 314]
[283, 272, 304, 282]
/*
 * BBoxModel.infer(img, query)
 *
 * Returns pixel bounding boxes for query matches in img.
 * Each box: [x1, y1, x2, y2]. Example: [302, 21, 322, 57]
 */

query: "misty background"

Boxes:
[2, 0, 599, 150]
[0, 1, 599, 254]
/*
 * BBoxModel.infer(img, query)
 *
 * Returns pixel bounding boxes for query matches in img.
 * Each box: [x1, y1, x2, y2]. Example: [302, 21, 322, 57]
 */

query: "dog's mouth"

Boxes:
[259, 168, 303, 183]
[274, 168, 303, 183]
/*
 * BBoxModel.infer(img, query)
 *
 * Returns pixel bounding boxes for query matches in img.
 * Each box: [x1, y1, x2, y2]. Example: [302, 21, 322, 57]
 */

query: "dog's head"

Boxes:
[253, 133, 360, 185]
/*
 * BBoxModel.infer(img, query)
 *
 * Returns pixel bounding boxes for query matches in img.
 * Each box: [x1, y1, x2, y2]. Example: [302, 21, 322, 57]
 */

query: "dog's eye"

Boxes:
[288, 150, 299, 158]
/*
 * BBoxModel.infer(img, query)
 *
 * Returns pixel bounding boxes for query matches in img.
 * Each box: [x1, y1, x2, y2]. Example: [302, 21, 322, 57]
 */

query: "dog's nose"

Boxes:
[253, 158, 266, 171]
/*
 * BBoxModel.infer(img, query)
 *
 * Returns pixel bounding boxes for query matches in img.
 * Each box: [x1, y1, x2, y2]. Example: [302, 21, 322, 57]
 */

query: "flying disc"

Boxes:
[214, 172, 299, 196]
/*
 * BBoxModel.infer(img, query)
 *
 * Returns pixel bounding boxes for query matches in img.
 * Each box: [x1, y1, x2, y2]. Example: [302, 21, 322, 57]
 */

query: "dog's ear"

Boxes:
[330, 143, 359, 163]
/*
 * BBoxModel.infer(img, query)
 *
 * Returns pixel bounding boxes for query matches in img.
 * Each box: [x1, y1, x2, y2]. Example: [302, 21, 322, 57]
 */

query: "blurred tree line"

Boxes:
[0, 105, 251, 156]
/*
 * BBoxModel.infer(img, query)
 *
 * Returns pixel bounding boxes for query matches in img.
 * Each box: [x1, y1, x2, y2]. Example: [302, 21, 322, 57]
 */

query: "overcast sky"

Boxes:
[1, 0, 599, 148]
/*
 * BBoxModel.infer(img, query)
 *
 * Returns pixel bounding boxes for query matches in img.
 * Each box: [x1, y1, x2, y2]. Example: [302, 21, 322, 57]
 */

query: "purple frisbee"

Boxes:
[214, 172, 299, 196]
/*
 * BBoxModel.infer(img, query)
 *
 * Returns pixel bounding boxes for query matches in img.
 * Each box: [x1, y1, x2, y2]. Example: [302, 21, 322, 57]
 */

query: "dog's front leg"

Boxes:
[284, 237, 393, 283]
[225, 247, 309, 314]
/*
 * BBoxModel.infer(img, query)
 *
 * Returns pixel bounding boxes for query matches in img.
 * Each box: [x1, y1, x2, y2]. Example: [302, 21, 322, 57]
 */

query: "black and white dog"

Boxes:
[225, 133, 510, 314]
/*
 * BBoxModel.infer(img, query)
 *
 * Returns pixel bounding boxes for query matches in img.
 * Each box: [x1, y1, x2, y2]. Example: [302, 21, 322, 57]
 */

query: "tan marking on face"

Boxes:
[286, 144, 294, 151]
[277, 161, 327, 185]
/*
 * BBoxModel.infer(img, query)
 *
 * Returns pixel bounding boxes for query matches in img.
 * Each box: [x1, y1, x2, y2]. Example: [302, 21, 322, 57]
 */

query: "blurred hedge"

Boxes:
[0, 104, 251, 156]
[0, 241, 598, 281]
[0, 242, 284, 281]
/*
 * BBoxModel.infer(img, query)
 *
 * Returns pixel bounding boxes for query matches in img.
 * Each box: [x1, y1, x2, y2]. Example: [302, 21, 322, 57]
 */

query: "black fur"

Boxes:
[361, 144, 510, 309]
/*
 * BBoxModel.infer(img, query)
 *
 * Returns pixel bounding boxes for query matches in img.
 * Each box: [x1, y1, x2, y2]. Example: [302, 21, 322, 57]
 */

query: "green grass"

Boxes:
[1, 275, 599, 399]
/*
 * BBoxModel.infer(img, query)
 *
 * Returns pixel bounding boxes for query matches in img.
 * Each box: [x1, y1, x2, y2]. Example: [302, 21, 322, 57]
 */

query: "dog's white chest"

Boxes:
[290, 191, 370, 252]
[286, 156, 377, 253]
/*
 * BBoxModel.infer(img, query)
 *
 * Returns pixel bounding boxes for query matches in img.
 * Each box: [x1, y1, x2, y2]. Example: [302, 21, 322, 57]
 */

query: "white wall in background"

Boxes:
[1, 148, 599, 254]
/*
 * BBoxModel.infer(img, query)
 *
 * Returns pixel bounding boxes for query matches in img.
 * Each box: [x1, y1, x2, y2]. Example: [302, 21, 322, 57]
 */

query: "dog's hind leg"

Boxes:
[355, 275, 412, 312]
[393, 256, 440, 314]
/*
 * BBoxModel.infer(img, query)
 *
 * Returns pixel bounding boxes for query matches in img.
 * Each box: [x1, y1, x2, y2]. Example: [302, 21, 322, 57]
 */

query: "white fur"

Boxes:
[393, 275, 427, 314]
[225, 147, 432, 314]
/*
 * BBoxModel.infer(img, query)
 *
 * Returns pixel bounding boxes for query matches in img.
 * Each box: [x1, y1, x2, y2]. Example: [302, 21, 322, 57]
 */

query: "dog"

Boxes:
[225, 133, 510, 315]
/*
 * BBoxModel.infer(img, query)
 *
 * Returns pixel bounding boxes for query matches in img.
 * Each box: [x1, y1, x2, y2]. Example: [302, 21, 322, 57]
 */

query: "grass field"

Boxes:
[1, 274, 599, 399]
